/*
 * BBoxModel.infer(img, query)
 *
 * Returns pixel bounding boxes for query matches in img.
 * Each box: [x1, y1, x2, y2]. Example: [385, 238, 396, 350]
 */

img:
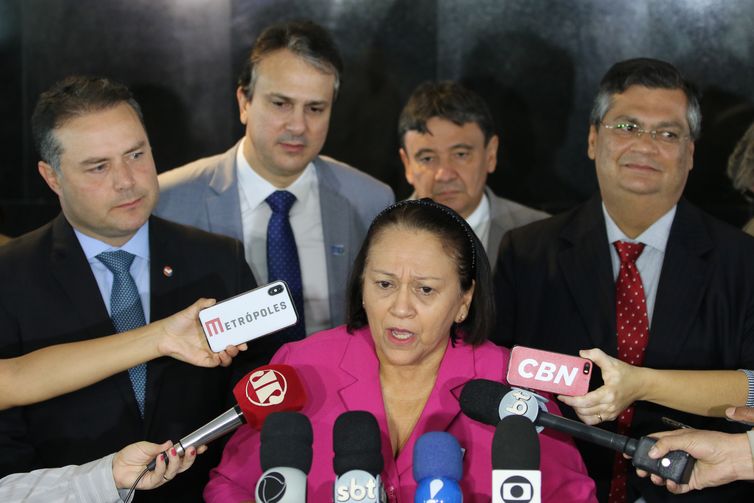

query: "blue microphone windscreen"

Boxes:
[492, 414, 540, 470]
[413, 431, 463, 482]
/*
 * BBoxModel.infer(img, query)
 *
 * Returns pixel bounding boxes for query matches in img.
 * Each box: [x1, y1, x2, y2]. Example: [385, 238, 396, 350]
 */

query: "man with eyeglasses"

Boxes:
[493, 58, 754, 502]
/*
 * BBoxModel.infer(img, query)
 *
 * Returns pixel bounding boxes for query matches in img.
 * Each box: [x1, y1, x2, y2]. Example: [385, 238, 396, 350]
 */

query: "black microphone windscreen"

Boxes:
[492, 415, 540, 470]
[333, 410, 384, 476]
[260, 411, 313, 472]
[459, 379, 510, 425]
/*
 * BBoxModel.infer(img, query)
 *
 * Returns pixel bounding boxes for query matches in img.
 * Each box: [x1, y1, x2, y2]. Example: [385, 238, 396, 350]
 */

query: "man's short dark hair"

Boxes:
[589, 57, 701, 139]
[397, 81, 496, 148]
[31, 75, 144, 171]
[237, 20, 343, 100]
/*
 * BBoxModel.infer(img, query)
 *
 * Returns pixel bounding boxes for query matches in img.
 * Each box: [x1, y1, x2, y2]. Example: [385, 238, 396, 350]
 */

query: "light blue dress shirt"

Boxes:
[74, 223, 151, 323]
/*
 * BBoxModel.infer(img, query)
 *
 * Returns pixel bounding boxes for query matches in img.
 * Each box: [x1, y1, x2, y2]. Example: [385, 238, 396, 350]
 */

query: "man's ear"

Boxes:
[399, 148, 414, 185]
[485, 135, 499, 174]
[587, 125, 598, 160]
[236, 87, 250, 125]
[38, 161, 62, 196]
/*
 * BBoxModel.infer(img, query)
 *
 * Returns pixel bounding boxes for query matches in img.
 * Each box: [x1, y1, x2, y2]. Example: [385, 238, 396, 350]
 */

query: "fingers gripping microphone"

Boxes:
[333, 411, 387, 503]
[460, 379, 695, 484]
[413, 432, 463, 503]
[148, 364, 306, 470]
[492, 415, 541, 503]
[255, 412, 313, 502]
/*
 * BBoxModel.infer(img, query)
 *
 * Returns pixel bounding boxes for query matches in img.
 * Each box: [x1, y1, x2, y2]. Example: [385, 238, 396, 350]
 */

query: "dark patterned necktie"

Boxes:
[96, 250, 148, 417]
[608, 241, 649, 503]
[266, 190, 306, 341]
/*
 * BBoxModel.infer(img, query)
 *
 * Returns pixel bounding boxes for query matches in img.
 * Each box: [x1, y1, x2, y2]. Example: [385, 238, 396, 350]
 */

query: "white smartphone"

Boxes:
[199, 280, 298, 352]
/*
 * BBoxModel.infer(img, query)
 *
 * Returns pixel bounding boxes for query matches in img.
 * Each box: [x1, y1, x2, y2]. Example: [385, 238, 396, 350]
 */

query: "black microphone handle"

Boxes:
[534, 411, 694, 484]
[535, 410, 635, 454]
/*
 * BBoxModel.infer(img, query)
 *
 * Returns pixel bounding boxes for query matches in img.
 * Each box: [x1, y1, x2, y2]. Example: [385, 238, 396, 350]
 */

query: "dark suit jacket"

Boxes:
[0, 214, 256, 502]
[494, 195, 754, 502]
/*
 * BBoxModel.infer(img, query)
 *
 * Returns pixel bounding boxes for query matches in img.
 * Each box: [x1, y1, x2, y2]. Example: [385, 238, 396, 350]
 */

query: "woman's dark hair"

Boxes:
[345, 198, 494, 345]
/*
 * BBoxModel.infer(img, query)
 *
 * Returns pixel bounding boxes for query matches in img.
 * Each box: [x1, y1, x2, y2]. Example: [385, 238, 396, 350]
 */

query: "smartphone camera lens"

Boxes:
[583, 362, 591, 374]
[268, 285, 283, 295]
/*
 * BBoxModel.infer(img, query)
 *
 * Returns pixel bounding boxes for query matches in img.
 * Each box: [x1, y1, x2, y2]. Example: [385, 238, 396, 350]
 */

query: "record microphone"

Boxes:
[413, 431, 463, 503]
[460, 379, 695, 484]
[333, 411, 387, 503]
[492, 415, 541, 503]
[255, 412, 313, 502]
[148, 363, 305, 469]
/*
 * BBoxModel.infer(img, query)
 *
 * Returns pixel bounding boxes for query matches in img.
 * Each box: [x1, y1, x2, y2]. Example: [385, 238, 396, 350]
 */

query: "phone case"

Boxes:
[199, 280, 298, 352]
[507, 345, 592, 396]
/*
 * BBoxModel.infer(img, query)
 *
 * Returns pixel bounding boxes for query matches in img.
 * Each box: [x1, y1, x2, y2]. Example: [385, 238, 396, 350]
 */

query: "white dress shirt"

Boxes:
[75, 223, 151, 323]
[236, 139, 331, 335]
[602, 203, 676, 326]
[465, 193, 491, 252]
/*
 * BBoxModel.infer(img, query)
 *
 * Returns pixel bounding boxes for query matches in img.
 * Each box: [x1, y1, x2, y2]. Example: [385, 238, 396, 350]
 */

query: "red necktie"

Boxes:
[608, 241, 649, 503]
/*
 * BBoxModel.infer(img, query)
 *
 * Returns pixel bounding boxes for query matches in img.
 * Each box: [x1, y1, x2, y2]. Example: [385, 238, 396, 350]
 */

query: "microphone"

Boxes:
[333, 411, 387, 503]
[460, 379, 695, 484]
[255, 412, 313, 503]
[413, 431, 463, 503]
[148, 364, 305, 469]
[492, 415, 541, 503]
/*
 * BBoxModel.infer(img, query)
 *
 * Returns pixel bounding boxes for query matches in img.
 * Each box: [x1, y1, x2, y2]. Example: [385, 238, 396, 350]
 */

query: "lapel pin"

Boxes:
[163, 265, 173, 278]
[330, 244, 345, 256]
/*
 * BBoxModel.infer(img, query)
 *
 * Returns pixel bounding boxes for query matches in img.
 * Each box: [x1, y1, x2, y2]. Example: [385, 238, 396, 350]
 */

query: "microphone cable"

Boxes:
[125, 465, 150, 502]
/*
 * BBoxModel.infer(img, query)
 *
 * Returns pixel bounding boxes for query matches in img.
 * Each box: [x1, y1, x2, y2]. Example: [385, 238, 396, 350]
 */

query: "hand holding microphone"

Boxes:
[460, 379, 696, 484]
[147, 363, 306, 469]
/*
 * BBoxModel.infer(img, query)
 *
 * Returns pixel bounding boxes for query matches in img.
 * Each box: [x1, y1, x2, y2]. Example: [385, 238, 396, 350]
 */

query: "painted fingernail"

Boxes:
[161, 453, 167, 462]
[170, 448, 177, 456]
[189, 447, 196, 456]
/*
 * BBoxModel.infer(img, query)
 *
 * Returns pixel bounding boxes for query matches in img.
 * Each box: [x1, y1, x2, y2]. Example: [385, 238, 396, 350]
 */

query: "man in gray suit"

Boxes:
[156, 20, 394, 343]
[399, 81, 547, 266]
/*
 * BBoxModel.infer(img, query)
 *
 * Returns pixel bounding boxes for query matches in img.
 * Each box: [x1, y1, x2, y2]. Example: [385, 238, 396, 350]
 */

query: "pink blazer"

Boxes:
[205, 326, 597, 502]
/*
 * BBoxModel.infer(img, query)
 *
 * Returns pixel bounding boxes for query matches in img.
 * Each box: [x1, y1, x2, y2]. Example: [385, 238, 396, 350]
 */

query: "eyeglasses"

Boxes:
[600, 122, 690, 145]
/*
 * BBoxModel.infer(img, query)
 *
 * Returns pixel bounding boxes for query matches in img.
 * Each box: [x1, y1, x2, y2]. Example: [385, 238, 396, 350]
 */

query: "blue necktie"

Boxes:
[96, 250, 148, 417]
[266, 190, 306, 341]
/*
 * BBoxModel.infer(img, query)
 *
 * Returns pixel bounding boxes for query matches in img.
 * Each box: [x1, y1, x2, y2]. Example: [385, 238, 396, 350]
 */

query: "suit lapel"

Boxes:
[143, 217, 187, 430]
[335, 329, 395, 474]
[49, 214, 114, 338]
[646, 201, 713, 367]
[206, 143, 244, 241]
[49, 214, 143, 422]
[557, 197, 617, 353]
[316, 159, 354, 325]
[394, 340, 474, 478]
[486, 187, 506, 265]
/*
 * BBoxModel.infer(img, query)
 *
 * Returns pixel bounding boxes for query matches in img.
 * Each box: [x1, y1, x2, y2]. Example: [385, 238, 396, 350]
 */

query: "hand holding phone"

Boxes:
[199, 281, 298, 352]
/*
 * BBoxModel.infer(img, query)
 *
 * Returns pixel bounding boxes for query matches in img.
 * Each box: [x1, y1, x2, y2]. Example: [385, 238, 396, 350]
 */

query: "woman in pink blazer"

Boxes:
[205, 199, 597, 502]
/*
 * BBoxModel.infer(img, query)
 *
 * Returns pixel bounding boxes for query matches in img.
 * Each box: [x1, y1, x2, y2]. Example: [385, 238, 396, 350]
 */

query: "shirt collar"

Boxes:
[464, 193, 490, 230]
[602, 202, 676, 252]
[236, 137, 316, 211]
[75, 221, 150, 260]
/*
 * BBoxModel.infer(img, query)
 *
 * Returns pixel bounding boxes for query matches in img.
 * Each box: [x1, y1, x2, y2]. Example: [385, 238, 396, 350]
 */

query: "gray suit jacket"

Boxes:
[485, 186, 549, 267]
[155, 141, 394, 326]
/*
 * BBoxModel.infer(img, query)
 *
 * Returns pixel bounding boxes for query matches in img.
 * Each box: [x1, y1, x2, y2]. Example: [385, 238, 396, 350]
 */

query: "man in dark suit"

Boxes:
[0, 76, 256, 502]
[494, 58, 754, 502]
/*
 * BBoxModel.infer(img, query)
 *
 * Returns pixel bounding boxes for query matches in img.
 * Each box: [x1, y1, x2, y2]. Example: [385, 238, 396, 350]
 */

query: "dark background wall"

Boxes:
[2, 0, 753, 237]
